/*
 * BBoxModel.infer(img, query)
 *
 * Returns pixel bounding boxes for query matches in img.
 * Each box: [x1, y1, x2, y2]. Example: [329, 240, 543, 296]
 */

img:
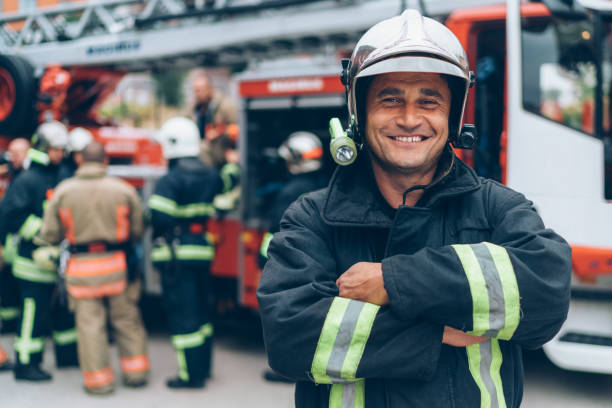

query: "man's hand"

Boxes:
[442, 326, 487, 347]
[336, 262, 389, 305]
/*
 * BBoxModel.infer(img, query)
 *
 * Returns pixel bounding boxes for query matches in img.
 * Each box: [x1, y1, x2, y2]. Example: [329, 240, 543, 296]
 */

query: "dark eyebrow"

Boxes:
[420, 88, 444, 100]
[376, 87, 404, 98]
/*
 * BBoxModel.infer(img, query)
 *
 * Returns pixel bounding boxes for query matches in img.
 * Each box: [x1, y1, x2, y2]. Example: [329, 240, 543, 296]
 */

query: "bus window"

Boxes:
[521, 17, 596, 136]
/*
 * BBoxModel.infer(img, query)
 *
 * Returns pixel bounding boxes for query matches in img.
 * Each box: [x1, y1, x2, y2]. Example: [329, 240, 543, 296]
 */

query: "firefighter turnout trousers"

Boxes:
[13, 273, 78, 368]
[160, 263, 213, 383]
[72, 281, 149, 392]
[0, 265, 20, 333]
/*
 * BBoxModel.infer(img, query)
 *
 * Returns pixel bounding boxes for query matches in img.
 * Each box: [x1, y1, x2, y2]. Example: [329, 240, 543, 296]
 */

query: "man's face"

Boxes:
[193, 76, 213, 104]
[8, 141, 29, 170]
[365, 72, 451, 177]
[47, 147, 65, 165]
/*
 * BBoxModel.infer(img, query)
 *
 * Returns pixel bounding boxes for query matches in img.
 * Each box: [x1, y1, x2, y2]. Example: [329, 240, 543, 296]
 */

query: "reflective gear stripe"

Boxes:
[58, 207, 76, 244]
[3, 234, 18, 264]
[27, 148, 49, 166]
[451, 243, 520, 339]
[466, 339, 506, 408]
[120, 355, 150, 373]
[53, 328, 78, 345]
[171, 323, 213, 350]
[116, 204, 130, 242]
[177, 349, 189, 381]
[0, 307, 19, 320]
[260, 232, 273, 259]
[329, 381, 365, 408]
[68, 280, 127, 299]
[148, 194, 177, 215]
[152, 245, 214, 262]
[66, 252, 126, 277]
[13, 256, 57, 284]
[220, 163, 240, 193]
[83, 366, 114, 388]
[15, 298, 45, 365]
[18, 215, 43, 240]
[149, 194, 215, 218]
[311, 297, 380, 384]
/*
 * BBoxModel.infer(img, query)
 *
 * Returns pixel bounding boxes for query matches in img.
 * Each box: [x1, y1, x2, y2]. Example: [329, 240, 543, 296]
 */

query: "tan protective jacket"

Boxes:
[40, 162, 143, 298]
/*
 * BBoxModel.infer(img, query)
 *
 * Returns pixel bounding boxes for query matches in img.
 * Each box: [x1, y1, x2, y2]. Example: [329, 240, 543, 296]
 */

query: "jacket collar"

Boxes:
[322, 145, 481, 228]
[76, 162, 107, 179]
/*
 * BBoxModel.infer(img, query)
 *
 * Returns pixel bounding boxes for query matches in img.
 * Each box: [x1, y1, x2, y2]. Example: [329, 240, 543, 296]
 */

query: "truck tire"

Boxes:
[0, 55, 36, 135]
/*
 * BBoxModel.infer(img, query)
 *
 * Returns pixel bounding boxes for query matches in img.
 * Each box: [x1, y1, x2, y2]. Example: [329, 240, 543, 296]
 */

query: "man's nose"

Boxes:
[396, 103, 423, 131]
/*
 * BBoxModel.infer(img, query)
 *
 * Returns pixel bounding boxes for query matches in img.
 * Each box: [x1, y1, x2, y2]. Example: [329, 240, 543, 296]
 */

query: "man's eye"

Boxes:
[382, 97, 401, 104]
[421, 99, 439, 106]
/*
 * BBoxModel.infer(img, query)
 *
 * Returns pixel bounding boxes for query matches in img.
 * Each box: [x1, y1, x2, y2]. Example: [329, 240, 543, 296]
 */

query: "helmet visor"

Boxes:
[356, 55, 467, 81]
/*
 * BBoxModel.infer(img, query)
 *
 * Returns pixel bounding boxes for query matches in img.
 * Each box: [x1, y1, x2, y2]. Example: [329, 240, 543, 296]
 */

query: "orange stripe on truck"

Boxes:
[120, 355, 150, 373]
[83, 366, 114, 388]
[66, 252, 126, 277]
[572, 245, 612, 280]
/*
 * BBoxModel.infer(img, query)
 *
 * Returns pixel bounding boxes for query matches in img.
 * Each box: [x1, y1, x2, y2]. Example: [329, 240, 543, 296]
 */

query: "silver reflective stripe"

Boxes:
[466, 339, 506, 408]
[326, 301, 364, 380]
[471, 244, 505, 338]
[329, 380, 365, 408]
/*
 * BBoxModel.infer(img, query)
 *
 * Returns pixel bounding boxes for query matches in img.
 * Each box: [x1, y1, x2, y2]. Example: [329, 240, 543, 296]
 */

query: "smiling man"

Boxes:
[257, 9, 572, 408]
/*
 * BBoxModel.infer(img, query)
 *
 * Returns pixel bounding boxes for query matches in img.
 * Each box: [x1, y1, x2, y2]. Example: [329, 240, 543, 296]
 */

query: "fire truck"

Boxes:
[0, 0, 611, 374]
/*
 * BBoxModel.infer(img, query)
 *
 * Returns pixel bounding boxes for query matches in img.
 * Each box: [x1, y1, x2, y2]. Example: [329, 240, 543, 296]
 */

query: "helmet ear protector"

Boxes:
[329, 59, 478, 166]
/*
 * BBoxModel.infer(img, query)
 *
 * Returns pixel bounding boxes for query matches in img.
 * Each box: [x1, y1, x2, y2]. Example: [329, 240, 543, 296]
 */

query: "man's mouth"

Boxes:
[388, 135, 427, 143]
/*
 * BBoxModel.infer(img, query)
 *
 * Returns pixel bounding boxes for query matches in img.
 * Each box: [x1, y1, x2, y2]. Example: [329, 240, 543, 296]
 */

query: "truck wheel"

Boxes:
[0, 55, 36, 135]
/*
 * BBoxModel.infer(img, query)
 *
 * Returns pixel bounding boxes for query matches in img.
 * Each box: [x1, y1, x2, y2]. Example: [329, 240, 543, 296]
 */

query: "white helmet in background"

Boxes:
[278, 131, 323, 175]
[157, 117, 201, 160]
[33, 120, 69, 151]
[67, 127, 93, 153]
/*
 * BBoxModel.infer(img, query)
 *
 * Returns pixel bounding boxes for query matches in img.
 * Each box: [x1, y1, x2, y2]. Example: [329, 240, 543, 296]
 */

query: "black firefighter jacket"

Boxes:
[257, 148, 572, 408]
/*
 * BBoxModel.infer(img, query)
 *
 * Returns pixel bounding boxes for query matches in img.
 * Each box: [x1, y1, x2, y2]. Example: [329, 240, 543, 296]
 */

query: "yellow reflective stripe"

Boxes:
[174, 203, 215, 218]
[3, 234, 19, 263]
[148, 194, 177, 215]
[152, 245, 214, 262]
[329, 381, 365, 408]
[172, 330, 205, 349]
[452, 245, 490, 335]
[220, 163, 240, 193]
[484, 243, 520, 340]
[200, 322, 214, 338]
[15, 298, 44, 365]
[466, 339, 507, 408]
[312, 297, 350, 384]
[0, 307, 20, 320]
[27, 148, 49, 166]
[177, 349, 189, 381]
[340, 303, 379, 381]
[53, 328, 78, 345]
[260, 232, 273, 259]
[13, 256, 57, 283]
[18, 215, 42, 240]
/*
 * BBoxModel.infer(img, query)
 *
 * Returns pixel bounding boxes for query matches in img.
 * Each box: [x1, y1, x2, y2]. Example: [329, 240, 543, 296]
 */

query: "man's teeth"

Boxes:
[393, 136, 423, 142]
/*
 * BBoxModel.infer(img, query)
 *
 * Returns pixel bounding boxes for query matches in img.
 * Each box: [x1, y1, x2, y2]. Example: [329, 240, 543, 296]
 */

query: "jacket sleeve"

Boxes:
[257, 195, 444, 384]
[39, 191, 63, 245]
[2, 175, 36, 239]
[148, 176, 177, 237]
[382, 183, 572, 349]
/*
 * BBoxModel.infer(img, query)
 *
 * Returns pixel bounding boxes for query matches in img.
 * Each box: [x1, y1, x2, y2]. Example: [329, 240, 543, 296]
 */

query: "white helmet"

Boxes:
[157, 117, 200, 159]
[345, 9, 473, 144]
[278, 131, 323, 175]
[33, 120, 69, 151]
[67, 127, 93, 153]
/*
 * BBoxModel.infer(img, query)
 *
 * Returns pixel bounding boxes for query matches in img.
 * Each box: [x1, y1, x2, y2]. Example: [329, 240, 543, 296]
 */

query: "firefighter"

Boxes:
[39, 141, 149, 394]
[257, 10, 572, 408]
[149, 117, 238, 389]
[58, 127, 93, 181]
[0, 138, 30, 335]
[2, 121, 79, 381]
[259, 131, 327, 383]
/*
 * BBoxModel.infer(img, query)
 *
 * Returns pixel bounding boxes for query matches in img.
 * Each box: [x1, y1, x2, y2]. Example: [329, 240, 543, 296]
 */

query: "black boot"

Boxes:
[14, 364, 52, 381]
[166, 376, 205, 389]
[262, 369, 294, 383]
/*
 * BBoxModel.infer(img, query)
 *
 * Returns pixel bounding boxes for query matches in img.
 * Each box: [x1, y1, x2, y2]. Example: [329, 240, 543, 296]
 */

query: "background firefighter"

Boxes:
[2, 121, 78, 381]
[39, 141, 149, 394]
[148, 117, 239, 389]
